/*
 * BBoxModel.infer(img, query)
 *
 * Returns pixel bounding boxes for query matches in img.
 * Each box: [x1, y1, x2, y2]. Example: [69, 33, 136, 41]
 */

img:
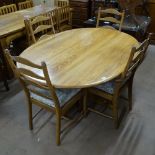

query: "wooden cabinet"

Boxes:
[69, 0, 91, 27]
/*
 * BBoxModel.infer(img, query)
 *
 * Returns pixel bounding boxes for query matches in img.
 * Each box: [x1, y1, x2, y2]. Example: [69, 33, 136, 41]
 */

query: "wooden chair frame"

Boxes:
[96, 7, 125, 31]
[50, 9, 59, 33]
[85, 37, 150, 128]
[5, 50, 84, 145]
[57, 6, 72, 32]
[18, 0, 33, 10]
[0, 4, 17, 15]
[24, 12, 56, 45]
[57, 0, 69, 7]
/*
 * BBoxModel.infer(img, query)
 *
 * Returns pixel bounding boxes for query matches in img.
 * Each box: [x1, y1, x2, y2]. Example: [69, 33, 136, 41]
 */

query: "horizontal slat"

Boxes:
[18, 68, 45, 80]
[100, 17, 121, 24]
[34, 25, 53, 34]
[14, 56, 43, 69]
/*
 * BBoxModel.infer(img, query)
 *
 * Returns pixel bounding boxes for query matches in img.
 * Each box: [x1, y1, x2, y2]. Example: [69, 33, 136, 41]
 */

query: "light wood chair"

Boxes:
[50, 8, 59, 33]
[0, 4, 17, 15]
[57, 0, 69, 7]
[24, 12, 56, 45]
[96, 7, 125, 31]
[18, 0, 33, 10]
[5, 51, 84, 145]
[85, 37, 150, 128]
[57, 6, 72, 32]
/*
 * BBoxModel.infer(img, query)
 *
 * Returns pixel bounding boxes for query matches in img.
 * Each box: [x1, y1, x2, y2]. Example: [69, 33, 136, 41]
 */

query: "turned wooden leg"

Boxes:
[128, 77, 134, 111]
[28, 101, 33, 130]
[56, 113, 61, 146]
[3, 79, 9, 91]
[112, 99, 119, 129]
[83, 89, 88, 116]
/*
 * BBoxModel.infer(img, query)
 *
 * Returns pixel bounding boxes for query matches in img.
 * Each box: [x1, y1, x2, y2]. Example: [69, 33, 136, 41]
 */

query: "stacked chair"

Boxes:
[57, 6, 72, 32]
[18, 0, 33, 10]
[56, 0, 69, 7]
[24, 6, 72, 45]
[0, 4, 17, 15]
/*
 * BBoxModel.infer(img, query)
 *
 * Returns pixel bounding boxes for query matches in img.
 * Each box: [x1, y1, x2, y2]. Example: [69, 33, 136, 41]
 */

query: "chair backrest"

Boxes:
[57, 0, 69, 7]
[18, 0, 33, 10]
[57, 6, 72, 28]
[0, 4, 17, 15]
[5, 50, 60, 109]
[96, 7, 125, 31]
[50, 8, 59, 32]
[24, 12, 55, 45]
[121, 37, 150, 81]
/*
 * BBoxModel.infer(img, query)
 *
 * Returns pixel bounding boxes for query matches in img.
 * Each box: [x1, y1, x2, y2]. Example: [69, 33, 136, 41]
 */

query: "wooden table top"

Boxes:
[0, 5, 56, 38]
[20, 28, 138, 88]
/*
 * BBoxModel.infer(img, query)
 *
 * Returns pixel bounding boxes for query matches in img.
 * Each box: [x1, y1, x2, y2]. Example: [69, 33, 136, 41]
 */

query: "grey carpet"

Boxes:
[0, 45, 155, 155]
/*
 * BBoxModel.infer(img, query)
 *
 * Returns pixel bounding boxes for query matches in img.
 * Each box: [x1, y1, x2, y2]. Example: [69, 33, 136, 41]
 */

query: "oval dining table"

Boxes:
[19, 28, 138, 88]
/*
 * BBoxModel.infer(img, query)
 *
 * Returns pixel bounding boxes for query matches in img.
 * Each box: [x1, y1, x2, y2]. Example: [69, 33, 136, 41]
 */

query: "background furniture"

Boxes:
[57, 0, 69, 7]
[0, 5, 55, 78]
[19, 28, 138, 88]
[69, 0, 91, 27]
[18, 0, 33, 10]
[0, 0, 25, 7]
[0, 4, 17, 15]
[24, 12, 55, 45]
[57, 6, 72, 31]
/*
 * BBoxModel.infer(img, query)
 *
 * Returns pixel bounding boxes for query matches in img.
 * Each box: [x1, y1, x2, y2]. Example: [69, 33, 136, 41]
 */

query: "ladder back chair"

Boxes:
[57, 6, 72, 32]
[50, 9, 59, 33]
[24, 12, 56, 45]
[57, 0, 69, 7]
[86, 37, 150, 128]
[0, 4, 17, 15]
[5, 50, 83, 145]
[96, 7, 125, 31]
[18, 0, 33, 10]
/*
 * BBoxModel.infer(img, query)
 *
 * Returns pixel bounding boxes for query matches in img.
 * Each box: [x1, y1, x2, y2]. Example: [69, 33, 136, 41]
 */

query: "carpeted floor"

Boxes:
[0, 45, 155, 155]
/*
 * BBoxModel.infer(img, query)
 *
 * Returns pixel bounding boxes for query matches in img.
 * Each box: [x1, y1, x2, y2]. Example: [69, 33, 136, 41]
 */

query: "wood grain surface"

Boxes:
[19, 28, 139, 88]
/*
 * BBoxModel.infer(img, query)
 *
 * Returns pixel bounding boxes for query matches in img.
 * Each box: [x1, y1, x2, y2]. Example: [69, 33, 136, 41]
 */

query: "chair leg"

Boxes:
[3, 79, 9, 91]
[112, 100, 119, 129]
[28, 101, 33, 130]
[56, 113, 61, 146]
[128, 77, 133, 111]
[83, 89, 88, 116]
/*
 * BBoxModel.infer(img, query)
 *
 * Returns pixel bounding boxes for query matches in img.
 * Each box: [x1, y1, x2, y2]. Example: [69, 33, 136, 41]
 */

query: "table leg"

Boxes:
[0, 38, 14, 79]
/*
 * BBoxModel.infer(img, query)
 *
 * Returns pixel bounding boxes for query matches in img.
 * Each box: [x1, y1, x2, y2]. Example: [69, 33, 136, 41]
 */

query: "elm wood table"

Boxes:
[19, 28, 138, 88]
[0, 5, 57, 78]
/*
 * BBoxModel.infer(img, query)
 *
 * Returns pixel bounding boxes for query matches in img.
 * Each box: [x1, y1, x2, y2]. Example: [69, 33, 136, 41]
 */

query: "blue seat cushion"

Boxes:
[30, 87, 80, 108]
[95, 81, 115, 94]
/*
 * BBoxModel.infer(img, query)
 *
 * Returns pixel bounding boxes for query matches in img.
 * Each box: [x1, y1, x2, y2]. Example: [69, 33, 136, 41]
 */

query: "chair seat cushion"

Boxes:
[95, 81, 115, 94]
[30, 87, 80, 107]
